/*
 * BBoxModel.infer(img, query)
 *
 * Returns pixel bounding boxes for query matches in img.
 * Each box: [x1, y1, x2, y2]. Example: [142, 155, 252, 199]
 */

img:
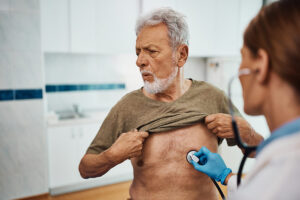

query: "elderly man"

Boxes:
[79, 8, 263, 200]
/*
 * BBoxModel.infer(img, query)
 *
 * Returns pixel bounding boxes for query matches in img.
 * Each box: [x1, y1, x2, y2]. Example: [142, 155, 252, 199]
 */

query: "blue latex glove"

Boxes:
[192, 146, 232, 185]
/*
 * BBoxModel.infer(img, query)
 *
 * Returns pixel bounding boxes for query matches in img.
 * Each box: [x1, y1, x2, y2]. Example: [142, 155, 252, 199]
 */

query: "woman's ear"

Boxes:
[255, 49, 270, 84]
[177, 45, 189, 68]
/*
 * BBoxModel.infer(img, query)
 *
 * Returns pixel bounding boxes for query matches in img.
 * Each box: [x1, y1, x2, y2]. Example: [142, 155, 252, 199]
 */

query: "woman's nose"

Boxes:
[136, 53, 148, 68]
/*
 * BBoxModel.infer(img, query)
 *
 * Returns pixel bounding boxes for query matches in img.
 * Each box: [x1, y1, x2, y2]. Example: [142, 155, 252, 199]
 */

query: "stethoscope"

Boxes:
[186, 68, 258, 199]
[227, 68, 258, 186]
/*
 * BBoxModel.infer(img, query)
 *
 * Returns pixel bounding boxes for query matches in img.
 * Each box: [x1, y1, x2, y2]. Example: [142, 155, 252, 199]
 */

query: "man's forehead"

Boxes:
[136, 24, 170, 47]
[135, 42, 162, 49]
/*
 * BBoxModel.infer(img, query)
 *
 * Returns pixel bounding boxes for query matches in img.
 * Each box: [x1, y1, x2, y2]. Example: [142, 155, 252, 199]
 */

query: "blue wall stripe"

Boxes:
[0, 89, 42, 101]
[0, 90, 14, 101]
[0, 84, 125, 101]
[45, 83, 125, 93]
[15, 89, 43, 100]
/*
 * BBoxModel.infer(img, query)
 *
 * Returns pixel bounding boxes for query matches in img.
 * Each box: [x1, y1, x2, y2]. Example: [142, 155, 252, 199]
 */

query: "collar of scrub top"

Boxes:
[256, 117, 300, 155]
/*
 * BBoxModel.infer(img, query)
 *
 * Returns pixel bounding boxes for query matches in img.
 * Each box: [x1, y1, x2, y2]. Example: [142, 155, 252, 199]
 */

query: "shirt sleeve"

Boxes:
[86, 107, 123, 154]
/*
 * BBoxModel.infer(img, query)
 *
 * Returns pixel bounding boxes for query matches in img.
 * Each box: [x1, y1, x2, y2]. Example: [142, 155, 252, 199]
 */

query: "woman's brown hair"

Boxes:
[244, 0, 300, 94]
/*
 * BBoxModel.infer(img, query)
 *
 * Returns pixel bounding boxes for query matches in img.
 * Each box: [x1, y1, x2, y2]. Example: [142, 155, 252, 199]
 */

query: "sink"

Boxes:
[56, 104, 90, 120]
[57, 111, 89, 120]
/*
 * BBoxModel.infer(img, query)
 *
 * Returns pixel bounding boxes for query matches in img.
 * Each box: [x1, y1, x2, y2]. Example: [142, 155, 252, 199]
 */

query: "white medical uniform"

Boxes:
[227, 131, 300, 200]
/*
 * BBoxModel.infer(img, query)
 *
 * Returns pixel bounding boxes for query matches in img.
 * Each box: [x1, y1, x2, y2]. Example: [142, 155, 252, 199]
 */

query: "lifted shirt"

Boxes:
[87, 79, 241, 154]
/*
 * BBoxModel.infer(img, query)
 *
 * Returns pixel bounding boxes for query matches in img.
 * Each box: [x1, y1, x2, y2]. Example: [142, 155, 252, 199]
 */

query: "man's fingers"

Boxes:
[212, 127, 218, 134]
[140, 131, 149, 138]
[212, 126, 231, 134]
[205, 114, 217, 124]
[216, 132, 234, 138]
[206, 121, 218, 130]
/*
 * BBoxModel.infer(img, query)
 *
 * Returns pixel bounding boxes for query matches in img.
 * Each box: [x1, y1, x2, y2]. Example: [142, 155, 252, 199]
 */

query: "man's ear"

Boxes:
[176, 45, 189, 67]
[255, 49, 269, 84]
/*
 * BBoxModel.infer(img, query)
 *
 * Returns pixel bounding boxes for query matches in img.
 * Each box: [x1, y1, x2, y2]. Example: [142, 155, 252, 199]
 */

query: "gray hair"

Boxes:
[135, 7, 189, 50]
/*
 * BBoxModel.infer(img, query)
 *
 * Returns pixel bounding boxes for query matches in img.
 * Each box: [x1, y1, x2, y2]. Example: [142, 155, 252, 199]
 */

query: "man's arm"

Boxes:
[205, 113, 264, 157]
[79, 130, 149, 179]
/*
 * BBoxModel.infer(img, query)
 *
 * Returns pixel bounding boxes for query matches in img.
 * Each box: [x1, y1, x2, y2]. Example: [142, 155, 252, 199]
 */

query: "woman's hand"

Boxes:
[192, 146, 232, 185]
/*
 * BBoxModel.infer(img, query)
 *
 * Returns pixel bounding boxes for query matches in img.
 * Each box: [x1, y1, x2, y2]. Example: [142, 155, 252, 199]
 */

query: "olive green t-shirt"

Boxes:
[87, 80, 241, 154]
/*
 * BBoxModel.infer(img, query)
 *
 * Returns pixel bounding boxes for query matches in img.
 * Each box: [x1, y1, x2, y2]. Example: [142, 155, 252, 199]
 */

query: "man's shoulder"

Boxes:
[110, 88, 144, 111]
[191, 79, 226, 97]
[120, 88, 143, 101]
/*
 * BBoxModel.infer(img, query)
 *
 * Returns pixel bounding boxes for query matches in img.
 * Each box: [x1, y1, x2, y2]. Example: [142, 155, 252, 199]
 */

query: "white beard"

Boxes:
[141, 67, 178, 94]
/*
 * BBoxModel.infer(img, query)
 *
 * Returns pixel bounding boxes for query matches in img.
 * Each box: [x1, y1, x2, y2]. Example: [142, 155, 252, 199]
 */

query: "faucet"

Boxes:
[73, 104, 84, 118]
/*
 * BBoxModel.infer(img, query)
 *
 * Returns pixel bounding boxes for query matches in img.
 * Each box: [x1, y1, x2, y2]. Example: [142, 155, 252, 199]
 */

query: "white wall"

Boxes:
[0, 0, 48, 199]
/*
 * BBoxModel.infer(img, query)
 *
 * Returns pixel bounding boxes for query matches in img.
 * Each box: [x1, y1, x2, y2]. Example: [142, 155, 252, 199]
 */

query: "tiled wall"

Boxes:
[44, 53, 132, 112]
[0, 0, 48, 199]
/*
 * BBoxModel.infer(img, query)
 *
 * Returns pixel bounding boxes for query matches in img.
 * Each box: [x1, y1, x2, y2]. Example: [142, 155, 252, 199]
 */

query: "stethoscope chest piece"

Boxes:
[186, 150, 198, 164]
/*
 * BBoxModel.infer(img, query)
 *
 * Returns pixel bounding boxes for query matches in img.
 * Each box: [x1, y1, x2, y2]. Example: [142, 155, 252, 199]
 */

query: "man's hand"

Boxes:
[108, 129, 149, 164]
[205, 113, 255, 144]
[79, 129, 148, 179]
[205, 113, 264, 157]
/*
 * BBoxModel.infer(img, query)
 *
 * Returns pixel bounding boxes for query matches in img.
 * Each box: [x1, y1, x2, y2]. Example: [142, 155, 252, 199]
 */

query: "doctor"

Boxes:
[192, 0, 300, 199]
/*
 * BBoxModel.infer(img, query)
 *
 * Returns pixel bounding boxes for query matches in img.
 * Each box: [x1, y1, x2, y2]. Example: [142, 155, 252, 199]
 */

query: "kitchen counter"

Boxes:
[47, 109, 109, 127]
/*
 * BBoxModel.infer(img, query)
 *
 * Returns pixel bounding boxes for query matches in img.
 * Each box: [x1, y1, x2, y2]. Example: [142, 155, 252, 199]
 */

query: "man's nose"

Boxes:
[136, 53, 148, 68]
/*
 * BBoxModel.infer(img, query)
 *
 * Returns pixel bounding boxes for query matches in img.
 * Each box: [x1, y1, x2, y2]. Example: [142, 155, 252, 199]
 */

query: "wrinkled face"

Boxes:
[136, 23, 178, 93]
[239, 45, 262, 115]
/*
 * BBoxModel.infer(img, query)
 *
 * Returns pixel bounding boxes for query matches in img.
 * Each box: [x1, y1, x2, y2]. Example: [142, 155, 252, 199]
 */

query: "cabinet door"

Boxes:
[95, 0, 139, 54]
[70, 0, 97, 53]
[48, 126, 78, 188]
[40, 0, 70, 52]
[75, 122, 133, 184]
[176, 0, 216, 57]
[238, 0, 262, 49]
[213, 0, 240, 56]
[75, 123, 100, 183]
[141, 0, 214, 56]
[142, 0, 178, 14]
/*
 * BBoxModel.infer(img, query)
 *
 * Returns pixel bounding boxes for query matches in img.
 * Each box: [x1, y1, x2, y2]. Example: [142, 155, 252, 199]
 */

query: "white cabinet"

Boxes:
[238, 0, 263, 49]
[41, 0, 261, 55]
[70, 0, 97, 53]
[41, 0, 138, 54]
[41, 0, 96, 53]
[47, 122, 133, 195]
[212, 0, 240, 56]
[48, 123, 99, 188]
[41, 0, 70, 52]
[94, 0, 139, 54]
[176, 0, 221, 56]
[177, 0, 242, 56]
[141, 0, 262, 57]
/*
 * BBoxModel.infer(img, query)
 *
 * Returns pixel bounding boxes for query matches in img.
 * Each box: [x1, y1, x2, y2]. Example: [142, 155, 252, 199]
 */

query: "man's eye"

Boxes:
[149, 50, 157, 53]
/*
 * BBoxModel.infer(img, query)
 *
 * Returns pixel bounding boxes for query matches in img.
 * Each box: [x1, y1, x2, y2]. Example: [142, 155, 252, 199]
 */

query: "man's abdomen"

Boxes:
[130, 123, 219, 200]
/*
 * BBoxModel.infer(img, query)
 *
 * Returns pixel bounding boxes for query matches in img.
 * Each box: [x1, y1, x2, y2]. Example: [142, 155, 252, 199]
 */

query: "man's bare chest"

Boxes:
[132, 123, 218, 167]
